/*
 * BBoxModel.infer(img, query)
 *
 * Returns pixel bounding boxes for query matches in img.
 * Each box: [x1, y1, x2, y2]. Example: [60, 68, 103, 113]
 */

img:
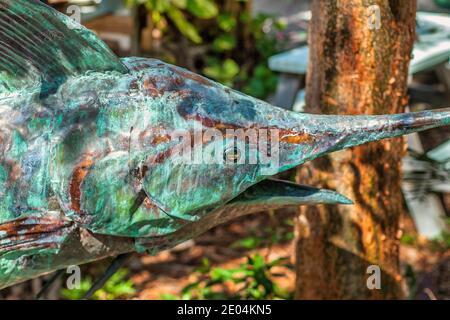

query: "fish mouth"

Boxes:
[235, 178, 354, 206]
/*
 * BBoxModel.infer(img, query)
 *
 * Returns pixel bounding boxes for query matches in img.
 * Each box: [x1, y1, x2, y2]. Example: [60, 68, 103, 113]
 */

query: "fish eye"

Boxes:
[224, 147, 241, 163]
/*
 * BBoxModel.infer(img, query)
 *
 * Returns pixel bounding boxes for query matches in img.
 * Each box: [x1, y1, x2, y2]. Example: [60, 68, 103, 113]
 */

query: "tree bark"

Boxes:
[294, 0, 417, 299]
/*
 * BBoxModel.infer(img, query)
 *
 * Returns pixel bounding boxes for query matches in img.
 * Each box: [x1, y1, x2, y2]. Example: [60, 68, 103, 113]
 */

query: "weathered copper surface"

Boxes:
[1, 0, 450, 288]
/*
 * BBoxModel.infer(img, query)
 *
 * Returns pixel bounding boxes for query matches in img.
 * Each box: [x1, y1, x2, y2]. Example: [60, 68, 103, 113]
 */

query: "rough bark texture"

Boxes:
[294, 0, 417, 299]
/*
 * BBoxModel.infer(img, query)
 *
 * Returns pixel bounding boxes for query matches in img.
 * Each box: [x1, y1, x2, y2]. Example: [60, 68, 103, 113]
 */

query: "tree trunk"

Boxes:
[294, 0, 417, 299]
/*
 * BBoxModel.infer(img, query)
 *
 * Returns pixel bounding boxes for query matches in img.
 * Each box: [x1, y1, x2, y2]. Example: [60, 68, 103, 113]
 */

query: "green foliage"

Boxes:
[438, 230, 450, 248]
[203, 58, 240, 87]
[434, 0, 450, 9]
[231, 218, 294, 250]
[61, 268, 135, 300]
[401, 218, 450, 251]
[239, 14, 284, 98]
[210, 12, 284, 98]
[212, 34, 237, 52]
[242, 63, 278, 99]
[163, 255, 292, 300]
[167, 7, 203, 44]
[232, 236, 263, 250]
[126, 0, 286, 99]
[160, 293, 180, 300]
[400, 233, 417, 246]
[431, 220, 450, 250]
[217, 13, 236, 32]
[126, 0, 219, 44]
[186, 0, 218, 19]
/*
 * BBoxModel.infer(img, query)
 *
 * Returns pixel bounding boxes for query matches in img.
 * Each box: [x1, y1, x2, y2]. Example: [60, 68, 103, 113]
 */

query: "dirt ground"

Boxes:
[0, 204, 448, 300]
[130, 209, 450, 300]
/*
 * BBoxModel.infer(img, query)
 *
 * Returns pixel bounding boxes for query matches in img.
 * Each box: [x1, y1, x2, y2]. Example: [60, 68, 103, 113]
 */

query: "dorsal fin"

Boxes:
[0, 0, 128, 96]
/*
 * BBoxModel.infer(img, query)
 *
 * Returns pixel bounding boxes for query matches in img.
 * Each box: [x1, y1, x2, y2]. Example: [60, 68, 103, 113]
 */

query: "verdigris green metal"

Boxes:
[1, 0, 450, 289]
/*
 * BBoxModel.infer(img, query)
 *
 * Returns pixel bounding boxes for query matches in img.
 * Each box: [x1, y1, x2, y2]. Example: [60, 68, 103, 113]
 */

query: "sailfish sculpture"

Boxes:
[0, 0, 449, 294]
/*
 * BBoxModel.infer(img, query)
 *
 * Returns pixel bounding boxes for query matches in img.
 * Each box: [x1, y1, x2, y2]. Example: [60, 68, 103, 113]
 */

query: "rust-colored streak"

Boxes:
[142, 197, 159, 214]
[129, 62, 150, 73]
[151, 148, 174, 164]
[279, 130, 315, 144]
[181, 111, 315, 145]
[138, 127, 171, 147]
[0, 216, 72, 254]
[169, 67, 213, 87]
[2, 242, 57, 253]
[142, 75, 185, 97]
[141, 165, 149, 179]
[69, 157, 94, 212]
[8, 161, 22, 183]
[143, 78, 160, 97]
[128, 79, 139, 92]
[0, 217, 69, 235]
[151, 134, 171, 144]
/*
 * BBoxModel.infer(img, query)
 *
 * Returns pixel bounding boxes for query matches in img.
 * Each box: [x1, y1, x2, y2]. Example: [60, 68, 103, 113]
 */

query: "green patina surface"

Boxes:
[1, 0, 450, 289]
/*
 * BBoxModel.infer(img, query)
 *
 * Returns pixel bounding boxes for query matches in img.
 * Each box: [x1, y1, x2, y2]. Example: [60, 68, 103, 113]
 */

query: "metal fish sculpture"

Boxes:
[0, 0, 450, 291]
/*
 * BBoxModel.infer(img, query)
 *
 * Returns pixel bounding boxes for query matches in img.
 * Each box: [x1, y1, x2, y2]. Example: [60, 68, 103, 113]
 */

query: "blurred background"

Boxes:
[1, 0, 449, 300]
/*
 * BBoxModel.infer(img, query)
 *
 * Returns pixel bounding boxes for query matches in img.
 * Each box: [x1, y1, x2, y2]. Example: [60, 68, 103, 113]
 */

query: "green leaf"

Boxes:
[223, 59, 240, 77]
[145, 0, 171, 12]
[125, 0, 147, 7]
[218, 14, 237, 32]
[400, 233, 416, 245]
[211, 268, 235, 281]
[61, 278, 92, 300]
[240, 11, 250, 24]
[167, 7, 203, 44]
[61, 268, 135, 300]
[160, 293, 179, 300]
[187, 0, 218, 19]
[284, 231, 294, 241]
[267, 257, 289, 268]
[203, 58, 240, 86]
[244, 78, 265, 98]
[194, 257, 211, 274]
[254, 64, 270, 79]
[232, 236, 262, 250]
[274, 18, 288, 31]
[102, 269, 135, 297]
[251, 254, 265, 269]
[212, 34, 237, 52]
[172, 0, 187, 9]
[151, 11, 163, 24]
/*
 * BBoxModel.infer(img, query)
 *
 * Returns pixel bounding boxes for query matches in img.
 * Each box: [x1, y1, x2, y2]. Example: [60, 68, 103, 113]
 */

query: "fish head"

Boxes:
[135, 61, 450, 223]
